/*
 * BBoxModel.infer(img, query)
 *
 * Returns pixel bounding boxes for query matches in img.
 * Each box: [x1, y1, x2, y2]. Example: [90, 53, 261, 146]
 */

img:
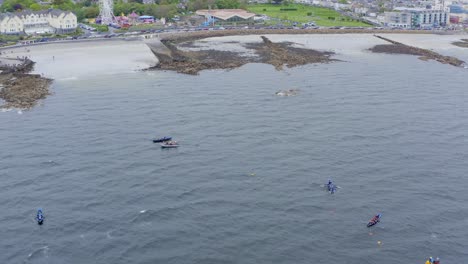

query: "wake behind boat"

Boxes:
[153, 136, 172, 143]
[161, 140, 179, 148]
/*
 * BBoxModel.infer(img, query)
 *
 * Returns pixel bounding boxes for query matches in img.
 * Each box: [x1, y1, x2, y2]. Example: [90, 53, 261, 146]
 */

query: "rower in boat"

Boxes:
[367, 213, 381, 227]
[326, 179, 337, 194]
[161, 140, 179, 148]
[36, 208, 44, 225]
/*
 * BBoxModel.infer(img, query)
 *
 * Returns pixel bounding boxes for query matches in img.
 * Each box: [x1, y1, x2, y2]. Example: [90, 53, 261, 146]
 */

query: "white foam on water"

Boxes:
[27, 245, 49, 259]
[57, 76, 78, 81]
[140, 210, 147, 213]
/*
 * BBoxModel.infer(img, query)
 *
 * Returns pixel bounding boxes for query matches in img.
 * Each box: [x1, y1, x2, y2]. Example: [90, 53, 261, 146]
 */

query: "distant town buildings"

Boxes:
[448, 4, 468, 24]
[291, 0, 467, 28]
[0, 9, 77, 35]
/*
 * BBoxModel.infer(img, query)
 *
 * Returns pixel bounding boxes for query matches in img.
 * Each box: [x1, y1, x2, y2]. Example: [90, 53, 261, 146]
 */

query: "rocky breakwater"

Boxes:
[370, 35, 465, 67]
[452, 39, 468, 48]
[0, 57, 51, 109]
[147, 35, 336, 75]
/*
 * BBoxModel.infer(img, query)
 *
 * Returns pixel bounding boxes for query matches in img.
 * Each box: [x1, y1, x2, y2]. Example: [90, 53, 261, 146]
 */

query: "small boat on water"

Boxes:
[367, 213, 381, 227]
[161, 141, 179, 148]
[36, 208, 44, 225]
[153, 136, 172, 143]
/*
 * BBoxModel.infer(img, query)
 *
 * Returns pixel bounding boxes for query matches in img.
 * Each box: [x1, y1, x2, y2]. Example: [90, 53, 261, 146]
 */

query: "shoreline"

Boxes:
[0, 28, 466, 51]
[0, 36, 142, 51]
[157, 28, 466, 42]
[1, 30, 466, 109]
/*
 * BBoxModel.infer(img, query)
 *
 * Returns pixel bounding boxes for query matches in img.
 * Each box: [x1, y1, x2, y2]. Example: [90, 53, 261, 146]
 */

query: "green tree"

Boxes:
[155, 4, 176, 18]
[215, 0, 239, 9]
[1, 0, 35, 12]
[160, 0, 179, 4]
[52, 0, 65, 5]
[29, 3, 42, 10]
[83, 6, 99, 18]
[144, 4, 158, 17]
[131, 3, 146, 14]
[187, 0, 216, 11]
[48, 0, 76, 11]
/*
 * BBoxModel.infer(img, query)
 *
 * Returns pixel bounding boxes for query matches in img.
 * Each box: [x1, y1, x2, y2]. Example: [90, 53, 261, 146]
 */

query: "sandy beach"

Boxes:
[1, 39, 158, 80]
[0, 33, 466, 79]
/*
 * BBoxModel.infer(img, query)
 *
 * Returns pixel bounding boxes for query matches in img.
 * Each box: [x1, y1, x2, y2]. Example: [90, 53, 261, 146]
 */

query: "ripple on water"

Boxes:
[1, 49, 468, 264]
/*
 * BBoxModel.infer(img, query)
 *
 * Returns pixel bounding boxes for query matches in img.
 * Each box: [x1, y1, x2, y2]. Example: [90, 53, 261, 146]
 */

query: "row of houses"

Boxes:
[0, 9, 77, 35]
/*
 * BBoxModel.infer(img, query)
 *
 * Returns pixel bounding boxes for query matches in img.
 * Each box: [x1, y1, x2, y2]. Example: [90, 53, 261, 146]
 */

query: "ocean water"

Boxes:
[1, 36, 468, 264]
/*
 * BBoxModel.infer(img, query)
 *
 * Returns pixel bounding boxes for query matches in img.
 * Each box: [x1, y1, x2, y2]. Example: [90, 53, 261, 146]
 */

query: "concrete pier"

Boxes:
[143, 37, 173, 64]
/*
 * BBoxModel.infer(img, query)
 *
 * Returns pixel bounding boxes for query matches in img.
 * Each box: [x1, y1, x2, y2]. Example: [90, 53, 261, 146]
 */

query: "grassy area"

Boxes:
[247, 4, 371, 27]
[0, 35, 22, 43]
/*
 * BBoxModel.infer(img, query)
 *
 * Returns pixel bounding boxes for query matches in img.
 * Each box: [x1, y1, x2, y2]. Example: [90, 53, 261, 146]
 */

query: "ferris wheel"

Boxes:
[98, 0, 115, 25]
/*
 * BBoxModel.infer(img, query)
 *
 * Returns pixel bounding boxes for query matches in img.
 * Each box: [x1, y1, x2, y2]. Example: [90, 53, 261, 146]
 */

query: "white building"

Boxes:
[196, 9, 256, 22]
[384, 11, 412, 28]
[385, 8, 449, 28]
[412, 9, 450, 27]
[0, 13, 23, 34]
[354, 7, 369, 15]
[0, 9, 77, 35]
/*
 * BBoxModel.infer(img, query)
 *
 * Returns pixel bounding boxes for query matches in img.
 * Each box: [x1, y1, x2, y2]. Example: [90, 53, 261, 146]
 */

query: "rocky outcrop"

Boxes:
[149, 36, 336, 75]
[0, 57, 52, 109]
[452, 39, 468, 48]
[248, 36, 335, 70]
[371, 35, 465, 67]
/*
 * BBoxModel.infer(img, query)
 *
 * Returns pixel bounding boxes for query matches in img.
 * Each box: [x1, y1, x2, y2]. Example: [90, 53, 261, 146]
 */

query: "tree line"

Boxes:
[1, 0, 246, 21]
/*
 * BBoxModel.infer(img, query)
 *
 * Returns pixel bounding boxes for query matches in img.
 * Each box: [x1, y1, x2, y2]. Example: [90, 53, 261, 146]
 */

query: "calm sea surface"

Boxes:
[1, 43, 467, 264]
